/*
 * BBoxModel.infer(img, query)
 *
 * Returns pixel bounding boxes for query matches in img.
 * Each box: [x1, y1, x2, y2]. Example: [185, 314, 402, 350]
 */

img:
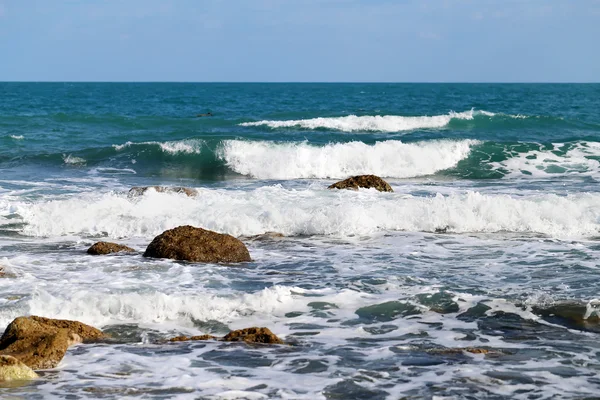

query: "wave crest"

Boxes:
[218, 139, 477, 179]
[240, 110, 495, 132]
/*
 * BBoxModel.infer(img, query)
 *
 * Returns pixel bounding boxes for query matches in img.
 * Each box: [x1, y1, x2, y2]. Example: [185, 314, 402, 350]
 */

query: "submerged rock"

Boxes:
[87, 241, 135, 255]
[245, 232, 285, 241]
[144, 225, 251, 263]
[328, 175, 393, 192]
[0, 355, 38, 381]
[128, 186, 197, 197]
[531, 301, 600, 332]
[223, 327, 284, 344]
[0, 316, 106, 370]
[427, 347, 497, 355]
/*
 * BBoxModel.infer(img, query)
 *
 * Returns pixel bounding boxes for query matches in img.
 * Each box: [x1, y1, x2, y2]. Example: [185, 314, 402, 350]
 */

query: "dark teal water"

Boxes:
[2, 83, 600, 399]
[2, 83, 600, 182]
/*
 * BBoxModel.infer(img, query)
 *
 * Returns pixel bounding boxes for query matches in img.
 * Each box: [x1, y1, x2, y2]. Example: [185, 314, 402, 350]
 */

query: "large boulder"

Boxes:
[0, 355, 38, 381]
[143, 225, 251, 263]
[129, 186, 197, 197]
[87, 241, 135, 255]
[0, 316, 106, 370]
[328, 175, 393, 192]
[223, 327, 283, 344]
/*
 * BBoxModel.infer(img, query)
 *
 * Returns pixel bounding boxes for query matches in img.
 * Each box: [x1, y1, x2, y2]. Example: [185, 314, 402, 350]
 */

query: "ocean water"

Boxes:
[1, 82, 600, 399]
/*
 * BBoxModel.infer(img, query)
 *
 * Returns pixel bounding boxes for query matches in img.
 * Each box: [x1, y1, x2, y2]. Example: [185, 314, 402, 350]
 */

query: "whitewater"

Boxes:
[1, 83, 600, 399]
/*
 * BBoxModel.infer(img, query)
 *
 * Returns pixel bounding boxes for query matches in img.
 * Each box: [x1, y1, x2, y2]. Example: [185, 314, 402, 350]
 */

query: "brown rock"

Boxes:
[129, 186, 197, 197]
[87, 242, 135, 255]
[328, 175, 393, 192]
[143, 225, 251, 263]
[0, 316, 106, 370]
[223, 327, 283, 344]
[168, 335, 216, 342]
[428, 347, 498, 355]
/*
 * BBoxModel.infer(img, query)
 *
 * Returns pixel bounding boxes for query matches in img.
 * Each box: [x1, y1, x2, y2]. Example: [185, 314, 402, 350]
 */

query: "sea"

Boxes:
[0, 82, 599, 399]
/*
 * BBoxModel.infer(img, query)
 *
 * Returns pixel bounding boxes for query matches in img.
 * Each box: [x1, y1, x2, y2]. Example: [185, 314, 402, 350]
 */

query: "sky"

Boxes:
[0, 0, 599, 82]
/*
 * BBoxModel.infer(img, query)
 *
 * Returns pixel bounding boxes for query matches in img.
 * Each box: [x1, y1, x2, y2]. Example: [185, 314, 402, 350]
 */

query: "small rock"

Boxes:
[0, 355, 38, 381]
[428, 347, 497, 355]
[87, 242, 135, 255]
[0, 316, 107, 370]
[223, 327, 283, 344]
[168, 335, 216, 342]
[328, 175, 393, 192]
[246, 232, 285, 241]
[129, 186, 197, 197]
[144, 225, 251, 263]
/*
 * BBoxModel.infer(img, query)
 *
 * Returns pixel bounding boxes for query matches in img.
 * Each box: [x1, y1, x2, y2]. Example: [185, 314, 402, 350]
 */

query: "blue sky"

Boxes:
[1, 0, 599, 82]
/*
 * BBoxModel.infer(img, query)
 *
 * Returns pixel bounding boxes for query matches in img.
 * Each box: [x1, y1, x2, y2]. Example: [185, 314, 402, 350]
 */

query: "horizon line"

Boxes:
[0, 80, 599, 84]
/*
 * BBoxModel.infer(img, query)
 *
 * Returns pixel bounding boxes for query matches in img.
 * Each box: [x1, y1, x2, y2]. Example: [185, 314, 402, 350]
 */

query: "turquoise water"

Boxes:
[1, 83, 600, 399]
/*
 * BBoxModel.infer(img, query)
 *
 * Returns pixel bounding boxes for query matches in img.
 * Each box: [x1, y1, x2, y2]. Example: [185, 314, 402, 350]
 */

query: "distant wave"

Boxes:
[113, 139, 204, 154]
[10, 135, 24, 140]
[218, 139, 478, 179]
[240, 110, 497, 132]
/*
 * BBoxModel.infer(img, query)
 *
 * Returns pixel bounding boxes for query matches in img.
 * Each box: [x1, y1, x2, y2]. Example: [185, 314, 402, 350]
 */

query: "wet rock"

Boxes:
[0, 355, 38, 381]
[168, 335, 216, 342]
[415, 292, 459, 314]
[0, 316, 106, 370]
[328, 175, 393, 192]
[246, 232, 285, 241]
[223, 327, 284, 344]
[428, 347, 497, 355]
[128, 186, 197, 197]
[144, 225, 251, 263]
[87, 241, 135, 255]
[531, 301, 600, 332]
[0, 265, 16, 279]
[355, 301, 421, 323]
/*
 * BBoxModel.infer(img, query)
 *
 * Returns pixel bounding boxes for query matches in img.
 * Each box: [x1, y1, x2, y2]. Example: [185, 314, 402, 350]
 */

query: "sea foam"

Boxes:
[12, 187, 600, 239]
[219, 139, 477, 179]
[492, 141, 600, 178]
[240, 110, 494, 132]
[113, 139, 204, 154]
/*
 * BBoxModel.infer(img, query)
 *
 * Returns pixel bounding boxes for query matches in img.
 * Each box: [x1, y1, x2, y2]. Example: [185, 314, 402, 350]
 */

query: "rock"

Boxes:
[531, 301, 600, 332]
[87, 242, 135, 255]
[223, 327, 283, 344]
[427, 347, 498, 355]
[0, 316, 106, 370]
[0, 355, 38, 381]
[246, 232, 285, 241]
[168, 335, 216, 342]
[143, 225, 251, 263]
[128, 186, 197, 197]
[328, 175, 393, 192]
[0, 265, 16, 279]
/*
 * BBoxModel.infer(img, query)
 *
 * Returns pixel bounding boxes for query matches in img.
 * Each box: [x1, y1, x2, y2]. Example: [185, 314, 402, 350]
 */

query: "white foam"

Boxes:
[492, 142, 600, 178]
[240, 110, 493, 132]
[113, 139, 204, 154]
[9, 135, 24, 140]
[219, 139, 477, 179]
[11, 187, 600, 239]
[62, 154, 86, 165]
